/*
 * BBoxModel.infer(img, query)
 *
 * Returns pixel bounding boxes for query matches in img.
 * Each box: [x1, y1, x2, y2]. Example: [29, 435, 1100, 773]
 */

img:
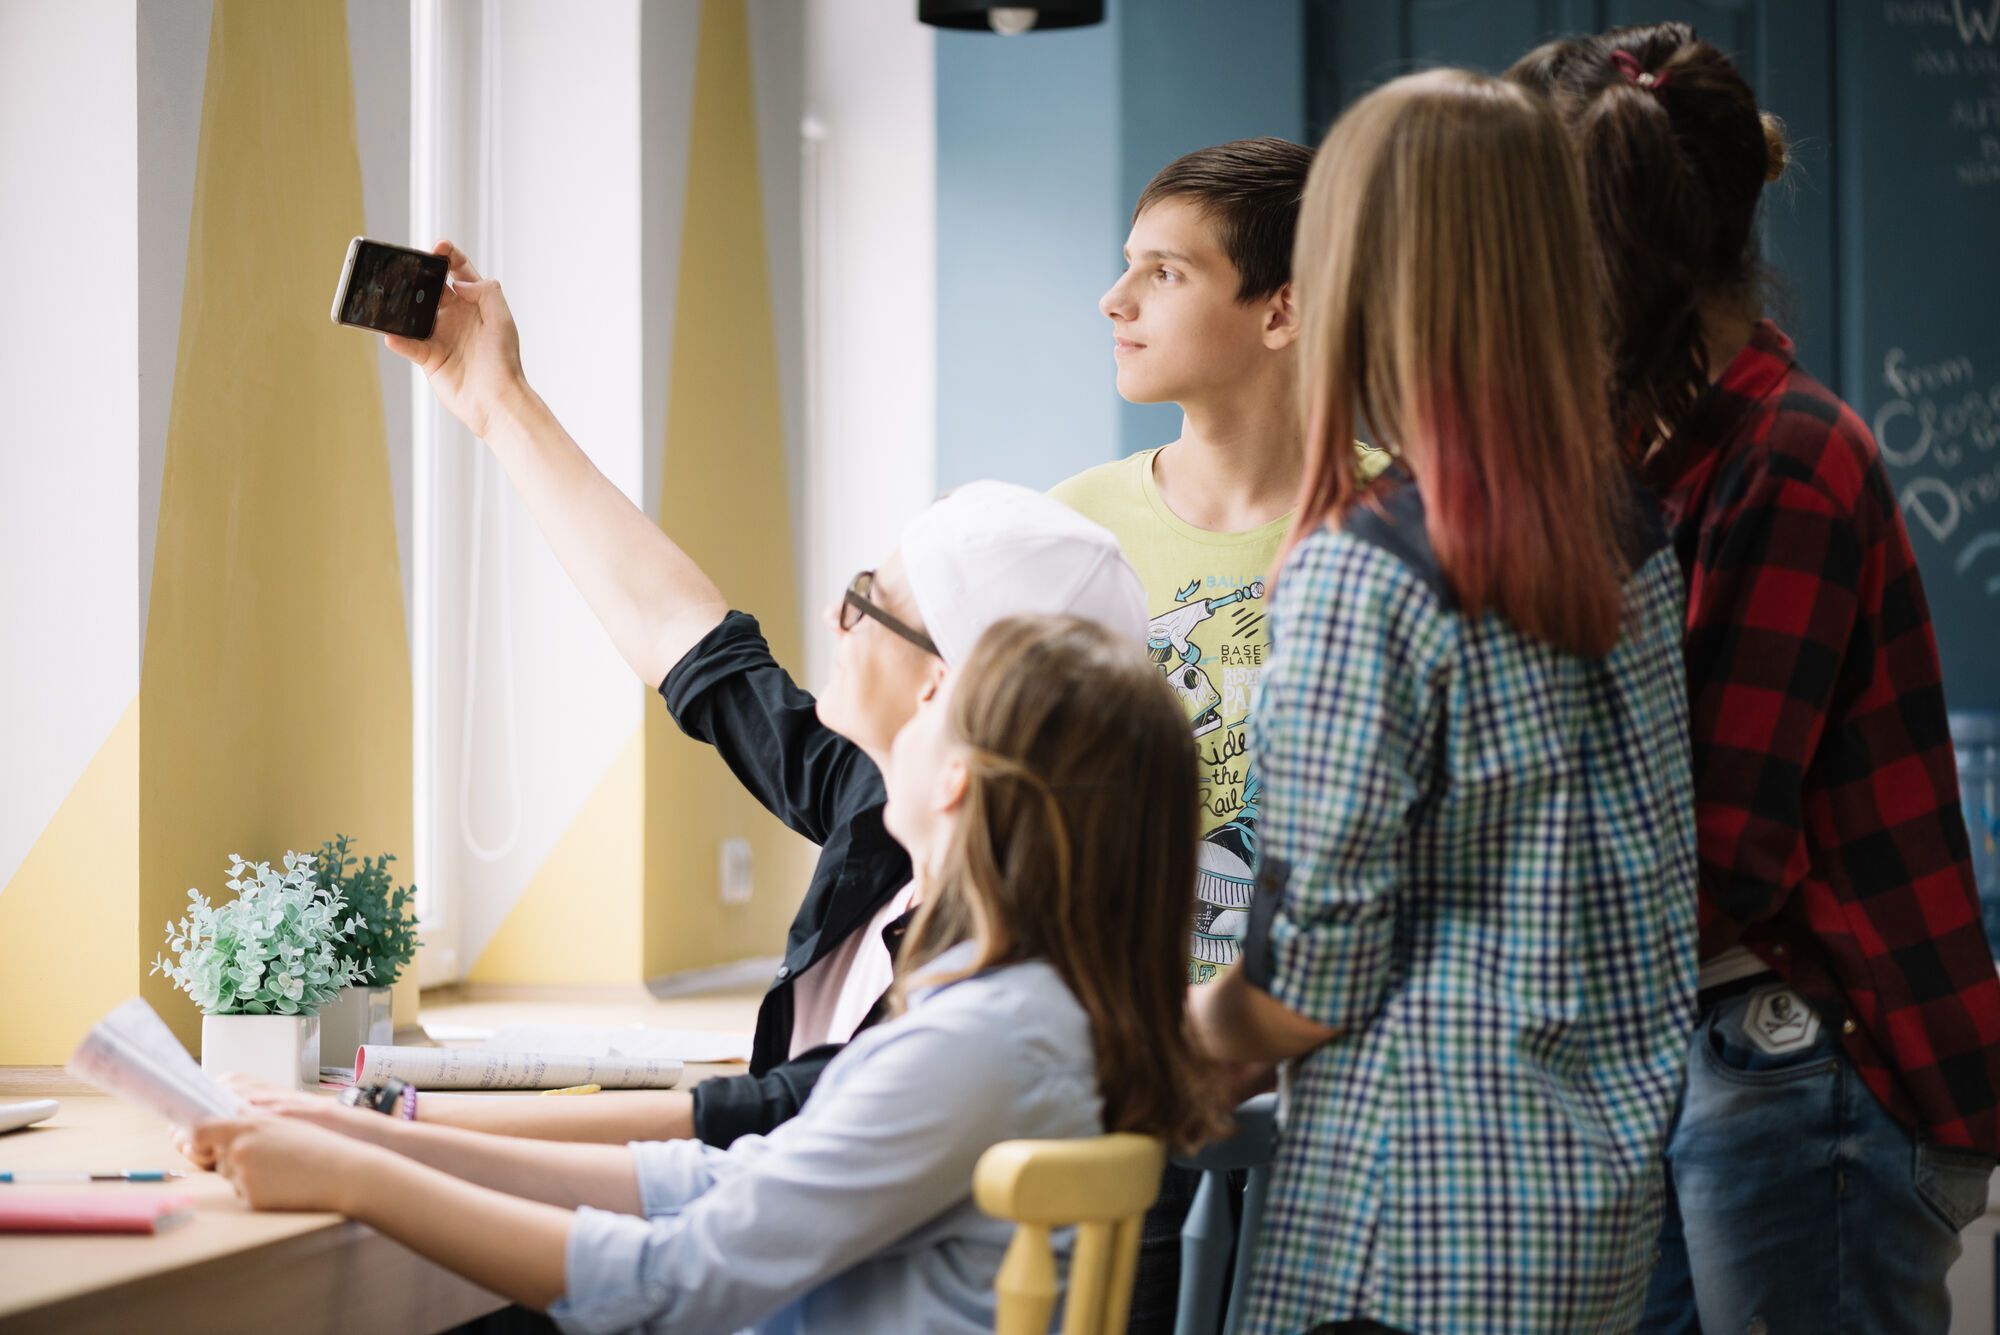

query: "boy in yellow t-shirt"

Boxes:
[1053, 138, 1321, 985]
[1053, 459, 1286, 984]
[1056, 137, 1389, 1335]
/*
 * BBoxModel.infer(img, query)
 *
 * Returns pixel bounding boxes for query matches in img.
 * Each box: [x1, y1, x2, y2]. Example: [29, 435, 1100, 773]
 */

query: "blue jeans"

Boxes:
[1640, 983, 1995, 1334]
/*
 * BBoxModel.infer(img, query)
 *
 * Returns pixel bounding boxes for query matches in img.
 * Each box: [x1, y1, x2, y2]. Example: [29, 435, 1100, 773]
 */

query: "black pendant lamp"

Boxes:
[918, 1, 1105, 36]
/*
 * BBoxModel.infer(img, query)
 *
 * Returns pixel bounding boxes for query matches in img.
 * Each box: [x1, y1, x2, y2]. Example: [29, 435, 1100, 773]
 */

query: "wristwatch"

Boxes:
[339, 1077, 418, 1120]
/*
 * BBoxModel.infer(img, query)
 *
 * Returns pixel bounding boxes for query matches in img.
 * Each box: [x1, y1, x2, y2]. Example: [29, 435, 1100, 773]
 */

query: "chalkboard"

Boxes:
[1308, 0, 2000, 710]
[1838, 2, 2000, 711]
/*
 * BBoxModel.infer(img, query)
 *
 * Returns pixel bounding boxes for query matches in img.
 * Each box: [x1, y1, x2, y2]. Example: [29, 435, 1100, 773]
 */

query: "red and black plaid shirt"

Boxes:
[1655, 320, 2000, 1152]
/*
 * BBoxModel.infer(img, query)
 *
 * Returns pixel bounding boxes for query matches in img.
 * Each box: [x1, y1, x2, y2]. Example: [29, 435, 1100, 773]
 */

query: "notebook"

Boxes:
[0, 1193, 195, 1235]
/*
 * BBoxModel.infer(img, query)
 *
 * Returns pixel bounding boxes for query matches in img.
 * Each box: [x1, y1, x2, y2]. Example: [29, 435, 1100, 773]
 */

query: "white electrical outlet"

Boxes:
[720, 838, 753, 905]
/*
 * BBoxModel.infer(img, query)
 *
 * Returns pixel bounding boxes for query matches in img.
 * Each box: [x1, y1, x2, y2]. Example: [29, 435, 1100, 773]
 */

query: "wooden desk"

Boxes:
[0, 984, 761, 1335]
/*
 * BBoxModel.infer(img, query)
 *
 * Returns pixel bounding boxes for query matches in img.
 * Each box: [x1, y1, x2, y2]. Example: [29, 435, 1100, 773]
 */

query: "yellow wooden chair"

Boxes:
[974, 1133, 1168, 1335]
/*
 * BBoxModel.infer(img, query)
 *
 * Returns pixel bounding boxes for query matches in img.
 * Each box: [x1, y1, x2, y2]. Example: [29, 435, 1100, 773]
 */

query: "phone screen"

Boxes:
[332, 240, 449, 339]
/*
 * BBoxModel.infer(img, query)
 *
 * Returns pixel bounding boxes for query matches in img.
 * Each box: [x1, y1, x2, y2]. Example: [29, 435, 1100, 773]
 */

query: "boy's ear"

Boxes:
[1262, 282, 1300, 352]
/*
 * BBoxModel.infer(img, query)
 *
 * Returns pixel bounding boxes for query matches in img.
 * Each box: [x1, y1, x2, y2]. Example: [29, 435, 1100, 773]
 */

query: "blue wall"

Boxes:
[935, 17, 1121, 492]
[1114, 2, 1306, 459]
[936, 0, 1305, 491]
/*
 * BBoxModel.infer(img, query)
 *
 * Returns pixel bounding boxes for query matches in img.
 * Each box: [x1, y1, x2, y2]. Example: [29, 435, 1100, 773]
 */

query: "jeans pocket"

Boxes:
[1696, 988, 1840, 1086]
[1915, 1142, 1995, 1233]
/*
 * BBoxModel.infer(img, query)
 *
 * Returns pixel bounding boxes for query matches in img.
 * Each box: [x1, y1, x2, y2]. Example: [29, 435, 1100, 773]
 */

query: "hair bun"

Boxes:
[1760, 111, 1789, 183]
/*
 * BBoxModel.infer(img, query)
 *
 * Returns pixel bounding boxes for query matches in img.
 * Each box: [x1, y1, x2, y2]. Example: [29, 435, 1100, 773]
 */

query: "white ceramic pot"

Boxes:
[317, 985, 392, 1074]
[200, 1012, 320, 1091]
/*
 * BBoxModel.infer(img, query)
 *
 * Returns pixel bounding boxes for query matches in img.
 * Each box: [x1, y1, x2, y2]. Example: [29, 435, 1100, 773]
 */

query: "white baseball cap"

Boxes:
[899, 481, 1148, 664]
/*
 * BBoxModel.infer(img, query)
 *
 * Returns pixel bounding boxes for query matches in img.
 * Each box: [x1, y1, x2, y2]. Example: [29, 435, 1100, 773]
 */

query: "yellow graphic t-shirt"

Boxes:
[1052, 448, 1287, 984]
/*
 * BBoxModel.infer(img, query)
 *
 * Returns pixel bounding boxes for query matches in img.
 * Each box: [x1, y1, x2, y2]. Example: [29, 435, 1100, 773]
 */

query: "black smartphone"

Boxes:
[330, 238, 449, 339]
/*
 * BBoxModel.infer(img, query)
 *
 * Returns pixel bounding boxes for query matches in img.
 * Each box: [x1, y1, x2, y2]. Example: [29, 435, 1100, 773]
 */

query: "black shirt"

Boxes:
[657, 611, 912, 1146]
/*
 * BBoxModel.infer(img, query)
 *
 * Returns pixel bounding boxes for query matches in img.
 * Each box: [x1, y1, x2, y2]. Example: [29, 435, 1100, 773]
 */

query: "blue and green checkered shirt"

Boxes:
[1241, 479, 1699, 1333]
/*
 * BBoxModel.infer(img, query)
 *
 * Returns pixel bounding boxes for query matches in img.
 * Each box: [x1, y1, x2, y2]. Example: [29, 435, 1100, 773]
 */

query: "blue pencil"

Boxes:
[0, 1170, 186, 1183]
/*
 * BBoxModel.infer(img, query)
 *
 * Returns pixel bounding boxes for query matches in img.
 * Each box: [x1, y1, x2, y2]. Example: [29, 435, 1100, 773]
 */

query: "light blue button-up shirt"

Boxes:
[548, 943, 1103, 1334]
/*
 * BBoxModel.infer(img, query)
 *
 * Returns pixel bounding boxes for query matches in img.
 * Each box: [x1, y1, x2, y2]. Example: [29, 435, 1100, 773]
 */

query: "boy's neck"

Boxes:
[1151, 387, 1301, 534]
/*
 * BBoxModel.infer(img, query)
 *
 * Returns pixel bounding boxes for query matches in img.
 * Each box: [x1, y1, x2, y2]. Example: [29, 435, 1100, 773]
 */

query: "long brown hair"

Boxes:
[892, 615, 1225, 1152]
[1507, 23, 1789, 460]
[1284, 68, 1631, 659]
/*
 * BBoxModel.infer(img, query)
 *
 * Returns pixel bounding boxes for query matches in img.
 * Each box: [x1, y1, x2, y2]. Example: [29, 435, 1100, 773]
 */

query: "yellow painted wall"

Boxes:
[468, 727, 646, 983]
[644, 0, 816, 979]
[140, 0, 413, 1051]
[0, 703, 139, 1065]
[6, 0, 809, 1031]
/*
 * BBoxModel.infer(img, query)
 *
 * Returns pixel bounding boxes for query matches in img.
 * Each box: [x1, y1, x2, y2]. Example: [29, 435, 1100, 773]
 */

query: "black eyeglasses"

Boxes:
[840, 570, 940, 658]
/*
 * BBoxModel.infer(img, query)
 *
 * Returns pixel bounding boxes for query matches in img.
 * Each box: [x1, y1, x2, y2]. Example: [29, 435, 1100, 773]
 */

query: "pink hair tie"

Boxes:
[1610, 50, 1671, 93]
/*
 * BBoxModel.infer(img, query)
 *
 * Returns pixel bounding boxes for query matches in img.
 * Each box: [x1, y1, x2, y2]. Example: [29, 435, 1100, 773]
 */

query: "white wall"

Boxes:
[416, 0, 650, 975]
[0, 0, 935, 974]
[800, 0, 937, 690]
[0, 0, 139, 889]
[414, 0, 858, 980]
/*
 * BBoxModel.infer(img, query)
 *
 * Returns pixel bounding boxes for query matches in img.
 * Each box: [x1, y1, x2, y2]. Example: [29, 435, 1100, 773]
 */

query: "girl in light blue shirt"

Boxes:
[187, 615, 1224, 1333]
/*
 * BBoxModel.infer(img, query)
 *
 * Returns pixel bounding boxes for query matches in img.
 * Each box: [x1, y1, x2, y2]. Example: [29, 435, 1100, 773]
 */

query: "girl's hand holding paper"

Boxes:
[64, 998, 243, 1131]
[191, 1117, 369, 1214]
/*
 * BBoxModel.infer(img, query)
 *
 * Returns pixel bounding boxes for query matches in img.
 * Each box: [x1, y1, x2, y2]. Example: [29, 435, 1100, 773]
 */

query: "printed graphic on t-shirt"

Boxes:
[1146, 574, 1267, 983]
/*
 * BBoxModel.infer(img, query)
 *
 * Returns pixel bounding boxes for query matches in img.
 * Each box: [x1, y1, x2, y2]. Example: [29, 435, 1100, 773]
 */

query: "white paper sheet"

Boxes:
[483, 1023, 752, 1065]
[65, 998, 244, 1128]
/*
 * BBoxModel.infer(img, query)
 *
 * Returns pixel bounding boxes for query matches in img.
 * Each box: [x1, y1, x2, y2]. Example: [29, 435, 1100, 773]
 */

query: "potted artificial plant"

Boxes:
[152, 852, 365, 1089]
[313, 833, 418, 1073]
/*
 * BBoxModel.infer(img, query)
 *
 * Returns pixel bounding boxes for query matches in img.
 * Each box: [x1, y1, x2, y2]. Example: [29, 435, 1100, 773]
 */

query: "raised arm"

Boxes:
[387, 241, 726, 687]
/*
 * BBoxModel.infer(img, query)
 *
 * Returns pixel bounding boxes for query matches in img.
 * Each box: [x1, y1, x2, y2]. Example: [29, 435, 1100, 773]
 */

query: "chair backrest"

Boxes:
[1169, 1093, 1280, 1335]
[975, 1133, 1168, 1335]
